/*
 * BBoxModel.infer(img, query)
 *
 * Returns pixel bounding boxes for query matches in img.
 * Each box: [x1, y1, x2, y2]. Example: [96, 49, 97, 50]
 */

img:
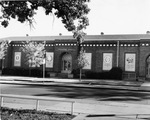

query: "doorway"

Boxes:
[61, 53, 72, 73]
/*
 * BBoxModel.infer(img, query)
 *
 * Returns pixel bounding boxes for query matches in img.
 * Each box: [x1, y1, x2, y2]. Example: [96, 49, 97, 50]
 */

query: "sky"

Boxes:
[1, 0, 150, 38]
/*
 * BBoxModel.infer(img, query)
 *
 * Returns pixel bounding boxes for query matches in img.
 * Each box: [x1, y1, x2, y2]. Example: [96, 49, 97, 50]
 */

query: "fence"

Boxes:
[0, 94, 75, 115]
[122, 72, 137, 80]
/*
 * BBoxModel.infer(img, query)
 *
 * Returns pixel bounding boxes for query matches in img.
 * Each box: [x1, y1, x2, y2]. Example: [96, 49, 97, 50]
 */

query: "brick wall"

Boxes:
[4, 37, 150, 80]
[139, 42, 150, 78]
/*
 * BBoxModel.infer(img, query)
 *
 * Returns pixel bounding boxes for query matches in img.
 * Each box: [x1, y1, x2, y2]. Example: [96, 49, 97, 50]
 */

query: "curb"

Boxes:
[72, 114, 88, 120]
[72, 114, 150, 120]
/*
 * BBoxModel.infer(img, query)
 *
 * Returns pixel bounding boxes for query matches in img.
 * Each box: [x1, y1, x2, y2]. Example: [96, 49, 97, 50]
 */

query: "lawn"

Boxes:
[0, 107, 75, 120]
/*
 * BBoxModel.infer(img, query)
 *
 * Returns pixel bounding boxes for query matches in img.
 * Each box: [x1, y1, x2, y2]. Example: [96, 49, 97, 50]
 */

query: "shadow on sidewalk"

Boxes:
[86, 114, 150, 119]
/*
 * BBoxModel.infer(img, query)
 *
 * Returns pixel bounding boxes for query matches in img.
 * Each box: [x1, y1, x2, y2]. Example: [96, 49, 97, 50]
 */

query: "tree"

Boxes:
[0, 0, 90, 31]
[22, 41, 45, 67]
[73, 30, 86, 54]
[0, 0, 90, 78]
[21, 41, 46, 77]
[73, 16, 88, 80]
[0, 40, 9, 75]
[0, 40, 8, 60]
[77, 47, 89, 81]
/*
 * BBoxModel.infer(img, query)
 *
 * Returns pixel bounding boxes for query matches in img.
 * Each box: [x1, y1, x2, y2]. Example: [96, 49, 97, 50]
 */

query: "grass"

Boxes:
[0, 107, 75, 120]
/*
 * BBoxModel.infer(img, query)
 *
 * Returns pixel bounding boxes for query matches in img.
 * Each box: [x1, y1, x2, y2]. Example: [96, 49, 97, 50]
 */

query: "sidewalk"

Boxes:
[0, 76, 150, 92]
[1, 93, 150, 120]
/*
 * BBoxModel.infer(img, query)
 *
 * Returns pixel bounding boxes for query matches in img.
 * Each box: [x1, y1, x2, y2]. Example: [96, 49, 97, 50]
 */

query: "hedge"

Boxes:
[82, 67, 123, 80]
[2, 67, 50, 77]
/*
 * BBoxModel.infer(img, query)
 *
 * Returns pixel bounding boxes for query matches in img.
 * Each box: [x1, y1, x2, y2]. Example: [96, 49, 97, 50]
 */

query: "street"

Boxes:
[1, 83, 150, 105]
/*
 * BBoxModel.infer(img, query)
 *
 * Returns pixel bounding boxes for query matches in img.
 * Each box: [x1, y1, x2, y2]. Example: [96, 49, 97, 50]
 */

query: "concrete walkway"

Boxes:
[1, 93, 150, 120]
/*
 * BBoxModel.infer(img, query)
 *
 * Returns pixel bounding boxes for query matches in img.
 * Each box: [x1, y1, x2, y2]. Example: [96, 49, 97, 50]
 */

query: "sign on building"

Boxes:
[14, 52, 21, 67]
[125, 53, 136, 72]
[103, 53, 113, 70]
[46, 52, 54, 68]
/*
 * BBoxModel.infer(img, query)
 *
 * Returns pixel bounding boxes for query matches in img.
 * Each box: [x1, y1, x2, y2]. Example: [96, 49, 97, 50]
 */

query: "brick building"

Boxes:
[1, 34, 150, 81]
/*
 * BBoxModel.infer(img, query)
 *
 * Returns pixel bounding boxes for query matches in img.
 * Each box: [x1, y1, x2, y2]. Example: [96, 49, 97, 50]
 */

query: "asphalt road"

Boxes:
[1, 83, 150, 105]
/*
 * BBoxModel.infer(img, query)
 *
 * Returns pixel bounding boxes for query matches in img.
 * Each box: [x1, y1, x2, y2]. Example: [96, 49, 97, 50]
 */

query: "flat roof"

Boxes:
[1, 34, 150, 42]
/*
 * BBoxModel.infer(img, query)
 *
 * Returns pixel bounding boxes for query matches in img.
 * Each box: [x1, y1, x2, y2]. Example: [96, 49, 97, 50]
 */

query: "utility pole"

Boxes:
[116, 41, 120, 67]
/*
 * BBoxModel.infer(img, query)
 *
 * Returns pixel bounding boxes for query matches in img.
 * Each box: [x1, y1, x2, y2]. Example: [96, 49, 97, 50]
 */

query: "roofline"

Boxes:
[1, 34, 150, 42]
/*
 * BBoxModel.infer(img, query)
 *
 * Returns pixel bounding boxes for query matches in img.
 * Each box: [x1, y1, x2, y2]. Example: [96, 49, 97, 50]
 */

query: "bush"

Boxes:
[2, 67, 43, 77]
[71, 68, 87, 79]
[109, 67, 123, 80]
[0, 107, 75, 120]
[71, 68, 80, 78]
[84, 71, 96, 79]
[85, 67, 123, 80]
[85, 71, 110, 79]
[2, 68, 29, 76]
[30, 69, 42, 77]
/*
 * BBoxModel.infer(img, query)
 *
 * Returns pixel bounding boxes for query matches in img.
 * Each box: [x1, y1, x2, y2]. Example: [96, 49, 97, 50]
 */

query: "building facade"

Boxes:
[1, 34, 150, 81]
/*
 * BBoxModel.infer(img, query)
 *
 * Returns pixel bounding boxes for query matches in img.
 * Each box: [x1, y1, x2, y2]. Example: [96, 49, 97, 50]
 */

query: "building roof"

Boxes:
[85, 34, 150, 41]
[0, 36, 74, 41]
[1, 34, 150, 42]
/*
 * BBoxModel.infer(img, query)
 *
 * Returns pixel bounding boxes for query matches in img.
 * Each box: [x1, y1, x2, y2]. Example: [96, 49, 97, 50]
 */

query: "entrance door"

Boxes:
[146, 56, 150, 78]
[61, 53, 72, 73]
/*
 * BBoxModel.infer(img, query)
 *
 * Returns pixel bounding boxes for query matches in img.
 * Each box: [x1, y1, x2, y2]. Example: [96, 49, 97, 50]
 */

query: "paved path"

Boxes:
[1, 94, 150, 120]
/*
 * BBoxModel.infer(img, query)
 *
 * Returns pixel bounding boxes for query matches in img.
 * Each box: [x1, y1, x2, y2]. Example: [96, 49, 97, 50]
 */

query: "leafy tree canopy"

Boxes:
[21, 41, 46, 67]
[0, 40, 9, 59]
[0, 0, 90, 32]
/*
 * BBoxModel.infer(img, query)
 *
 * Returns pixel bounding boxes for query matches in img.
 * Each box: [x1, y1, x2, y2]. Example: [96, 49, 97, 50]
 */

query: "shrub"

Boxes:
[72, 68, 87, 79]
[30, 69, 42, 77]
[84, 71, 96, 79]
[85, 67, 123, 80]
[2, 68, 30, 76]
[109, 67, 123, 80]
[85, 71, 110, 79]
[2, 67, 44, 77]
[72, 68, 80, 78]
[98, 71, 110, 79]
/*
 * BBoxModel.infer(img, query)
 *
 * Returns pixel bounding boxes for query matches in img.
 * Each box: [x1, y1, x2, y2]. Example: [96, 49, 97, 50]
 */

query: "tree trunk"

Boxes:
[43, 62, 45, 78]
[77, 43, 81, 56]
[29, 59, 32, 76]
